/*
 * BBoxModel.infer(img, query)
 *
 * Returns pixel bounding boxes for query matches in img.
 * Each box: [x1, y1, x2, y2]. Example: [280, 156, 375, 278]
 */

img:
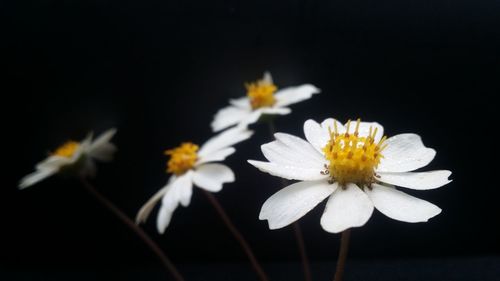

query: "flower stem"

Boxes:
[202, 190, 269, 281]
[293, 222, 312, 281]
[267, 119, 312, 281]
[80, 178, 184, 281]
[333, 229, 351, 281]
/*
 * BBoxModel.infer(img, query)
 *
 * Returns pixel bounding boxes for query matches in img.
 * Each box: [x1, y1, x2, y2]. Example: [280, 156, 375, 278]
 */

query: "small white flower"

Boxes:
[248, 118, 452, 233]
[19, 128, 118, 189]
[136, 126, 253, 234]
[211, 72, 320, 132]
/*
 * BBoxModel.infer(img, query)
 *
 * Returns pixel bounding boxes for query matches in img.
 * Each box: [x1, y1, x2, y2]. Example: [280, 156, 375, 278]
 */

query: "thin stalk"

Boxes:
[80, 178, 184, 281]
[203, 190, 269, 281]
[333, 229, 351, 281]
[267, 119, 312, 281]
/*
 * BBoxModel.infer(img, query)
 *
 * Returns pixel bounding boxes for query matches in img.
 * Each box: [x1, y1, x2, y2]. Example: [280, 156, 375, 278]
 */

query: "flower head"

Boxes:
[136, 126, 254, 233]
[211, 72, 320, 132]
[19, 128, 117, 189]
[165, 142, 199, 175]
[246, 76, 278, 109]
[248, 118, 452, 233]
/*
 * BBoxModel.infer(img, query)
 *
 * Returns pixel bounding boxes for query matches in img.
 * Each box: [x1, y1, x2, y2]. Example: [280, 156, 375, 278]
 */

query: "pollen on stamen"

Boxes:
[322, 119, 387, 186]
[245, 78, 278, 109]
[165, 142, 199, 175]
[53, 141, 80, 158]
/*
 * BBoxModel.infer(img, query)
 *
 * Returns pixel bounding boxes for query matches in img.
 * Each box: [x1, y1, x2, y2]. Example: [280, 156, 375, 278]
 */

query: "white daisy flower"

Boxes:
[248, 118, 452, 233]
[211, 72, 320, 132]
[19, 128, 117, 189]
[136, 126, 254, 234]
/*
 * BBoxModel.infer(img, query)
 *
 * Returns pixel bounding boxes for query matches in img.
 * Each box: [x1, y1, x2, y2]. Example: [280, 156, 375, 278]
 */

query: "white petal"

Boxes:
[18, 168, 58, 189]
[262, 71, 273, 84]
[197, 147, 236, 165]
[259, 180, 336, 229]
[377, 134, 436, 173]
[157, 204, 175, 234]
[260, 107, 292, 115]
[211, 105, 252, 132]
[229, 96, 251, 109]
[135, 176, 176, 224]
[303, 119, 330, 154]
[192, 164, 234, 192]
[274, 84, 321, 107]
[248, 160, 329, 181]
[156, 172, 194, 233]
[320, 183, 374, 233]
[366, 183, 441, 223]
[89, 128, 117, 153]
[199, 126, 253, 157]
[79, 133, 93, 153]
[89, 142, 117, 162]
[377, 170, 452, 190]
[161, 172, 193, 212]
[273, 133, 325, 164]
[356, 122, 384, 142]
[241, 108, 264, 126]
[164, 171, 193, 207]
[35, 156, 72, 170]
[261, 140, 325, 169]
[320, 118, 347, 140]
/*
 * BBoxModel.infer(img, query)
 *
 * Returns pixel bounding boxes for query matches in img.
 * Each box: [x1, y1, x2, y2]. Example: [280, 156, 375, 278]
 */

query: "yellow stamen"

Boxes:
[165, 142, 199, 175]
[53, 141, 80, 158]
[245, 77, 277, 109]
[322, 119, 387, 186]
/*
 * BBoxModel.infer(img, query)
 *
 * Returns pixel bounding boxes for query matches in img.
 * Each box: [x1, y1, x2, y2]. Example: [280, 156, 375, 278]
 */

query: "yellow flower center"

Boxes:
[322, 119, 387, 186]
[165, 142, 199, 175]
[53, 141, 80, 158]
[245, 79, 278, 109]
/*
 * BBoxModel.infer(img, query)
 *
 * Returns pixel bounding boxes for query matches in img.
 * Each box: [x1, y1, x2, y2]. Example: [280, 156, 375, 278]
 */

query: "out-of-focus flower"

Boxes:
[19, 128, 117, 189]
[249, 118, 452, 233]
[136, 126, 253, 233]
[211, 72, 320, 132]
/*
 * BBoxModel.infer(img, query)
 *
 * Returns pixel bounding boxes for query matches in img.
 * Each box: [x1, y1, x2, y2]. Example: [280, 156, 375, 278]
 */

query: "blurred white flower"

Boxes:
[19, 128, 117, 189]
[249, 118, 452, 233]
[211, 72, 320, 132]
[136, 126, 253, 234]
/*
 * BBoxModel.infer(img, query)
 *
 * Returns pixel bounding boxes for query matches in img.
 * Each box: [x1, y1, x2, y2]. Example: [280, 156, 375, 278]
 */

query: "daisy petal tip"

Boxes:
[310, 85, 321, 94]
[267, 222, 283, 230]
[157, 225, 166, 234]
[426, 205, 442, 221]
[429, 148, 437, 158]
[319, 219, 352, 234]
[135, 214, 144, 225]
[416, 206, 442, 223]
[225, 172, 236, 183]
[210, 122, 223, 133]
[18, 182, 30, 190]
[258, 212, 266, 221]
[263, 217, 288, 230]
[105, 127, 118, 137]
[247, 159, 260, 167]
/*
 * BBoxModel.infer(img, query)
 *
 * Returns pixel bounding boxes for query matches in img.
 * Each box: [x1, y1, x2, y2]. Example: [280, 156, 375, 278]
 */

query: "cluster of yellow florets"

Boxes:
[53, 141, 80, 158]
[165, 142, 199, 175]
[322, 119, 387, 186]
[245, 79, 278, 109]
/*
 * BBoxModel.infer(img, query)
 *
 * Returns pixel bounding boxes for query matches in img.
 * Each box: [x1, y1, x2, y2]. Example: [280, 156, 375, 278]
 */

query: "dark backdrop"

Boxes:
[2, 0, 499, 274]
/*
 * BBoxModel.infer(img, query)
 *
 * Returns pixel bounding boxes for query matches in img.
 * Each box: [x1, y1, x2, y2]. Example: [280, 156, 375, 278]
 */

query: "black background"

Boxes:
[2, 0, 499, 278]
